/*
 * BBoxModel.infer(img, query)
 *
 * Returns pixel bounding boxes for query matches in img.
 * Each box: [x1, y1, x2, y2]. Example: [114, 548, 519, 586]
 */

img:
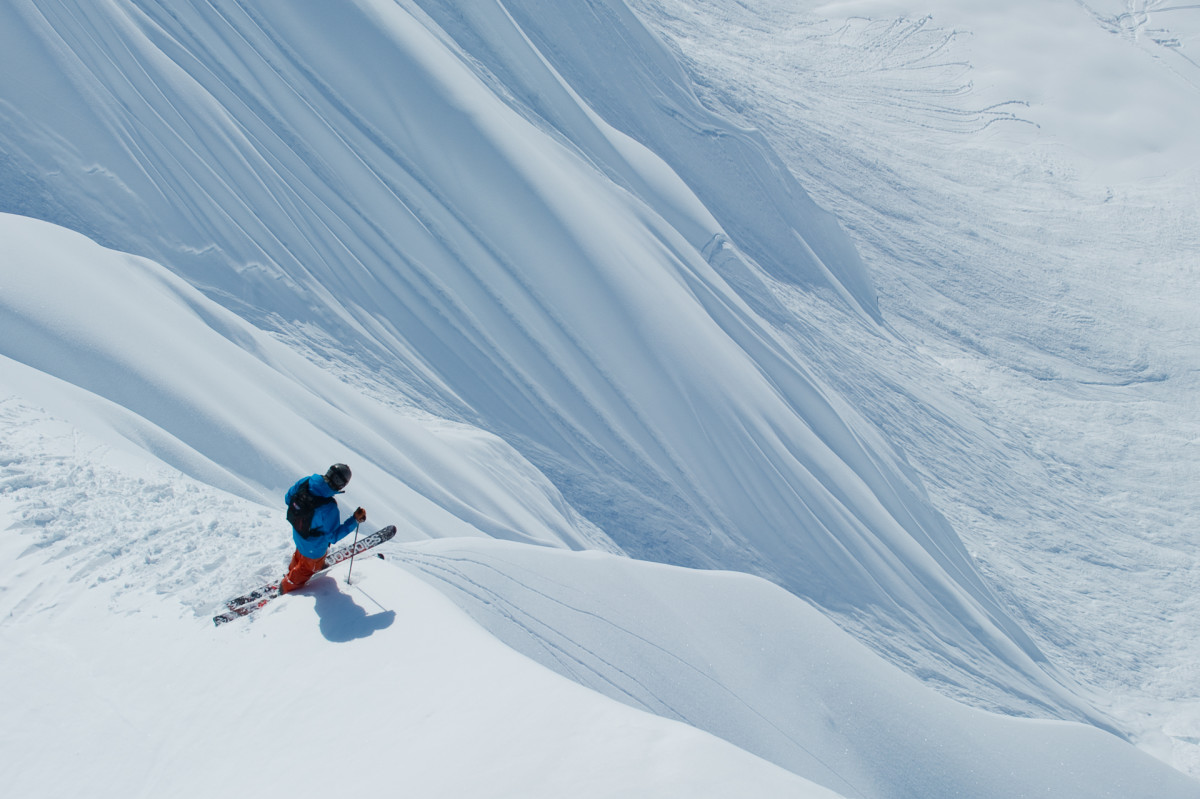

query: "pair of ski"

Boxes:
[213, 525, 396, 626]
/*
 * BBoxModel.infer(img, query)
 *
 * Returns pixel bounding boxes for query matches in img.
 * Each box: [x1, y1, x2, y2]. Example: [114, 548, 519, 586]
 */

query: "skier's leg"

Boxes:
[281, 551, 326, 594]
[280, 550, 301, 594]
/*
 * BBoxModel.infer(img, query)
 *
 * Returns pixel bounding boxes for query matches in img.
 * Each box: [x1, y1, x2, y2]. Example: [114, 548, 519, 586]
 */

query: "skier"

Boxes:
[280, 463, 367, 595]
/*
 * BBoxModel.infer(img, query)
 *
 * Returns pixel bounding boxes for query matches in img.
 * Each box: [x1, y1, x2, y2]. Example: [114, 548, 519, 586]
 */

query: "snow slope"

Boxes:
[1, 0, 1197, 794]
[626, 0, 1200, 776]
[0, 0, 1089, 721]
[3, 403, 1195, 798]
[401, 537, 1199, 799]
[0, 213, 613, 555]
[0, 495, 828, 799]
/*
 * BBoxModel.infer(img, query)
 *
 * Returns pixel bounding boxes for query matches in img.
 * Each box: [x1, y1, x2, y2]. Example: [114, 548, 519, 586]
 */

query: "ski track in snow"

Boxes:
[627, 0, 1200, 775]
[1075, 0, 1200, 88]
[406, 550, 701, 720]
[389, 538, 1200, 799]
[397, 544, 877, 796]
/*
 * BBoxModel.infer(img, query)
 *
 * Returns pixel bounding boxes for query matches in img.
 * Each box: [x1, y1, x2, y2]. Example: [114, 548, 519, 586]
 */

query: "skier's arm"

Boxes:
[331, 514, 360, 544]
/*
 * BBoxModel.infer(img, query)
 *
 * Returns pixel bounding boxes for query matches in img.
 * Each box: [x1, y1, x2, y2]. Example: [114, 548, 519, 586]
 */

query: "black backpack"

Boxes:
[287, 479, 336, 539]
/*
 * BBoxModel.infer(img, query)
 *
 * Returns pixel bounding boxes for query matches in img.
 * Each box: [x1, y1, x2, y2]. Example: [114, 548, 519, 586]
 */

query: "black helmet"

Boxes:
[324, 463, 352, 491]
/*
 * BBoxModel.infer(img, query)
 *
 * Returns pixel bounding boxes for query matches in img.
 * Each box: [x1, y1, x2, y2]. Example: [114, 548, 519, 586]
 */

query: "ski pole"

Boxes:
[345, 508, 364, 585]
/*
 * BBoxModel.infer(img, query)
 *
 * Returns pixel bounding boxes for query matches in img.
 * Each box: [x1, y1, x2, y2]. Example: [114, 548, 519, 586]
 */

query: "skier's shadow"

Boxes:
[307, 576, 395, 642]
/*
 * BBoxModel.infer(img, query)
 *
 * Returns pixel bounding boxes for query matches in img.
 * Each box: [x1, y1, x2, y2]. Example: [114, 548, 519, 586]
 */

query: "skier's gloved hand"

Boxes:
[354, 507, 367, 523]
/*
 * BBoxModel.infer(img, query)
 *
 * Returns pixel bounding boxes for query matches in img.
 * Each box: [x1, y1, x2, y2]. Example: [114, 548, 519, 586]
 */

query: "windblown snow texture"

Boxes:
[1, 0, 1198, 795]
[0, 0, 1089, 721]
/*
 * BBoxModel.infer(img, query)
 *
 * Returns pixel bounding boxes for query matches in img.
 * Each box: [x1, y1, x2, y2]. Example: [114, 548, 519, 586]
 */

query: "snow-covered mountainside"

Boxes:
[625, 0, 1200, 776]
[2, 384, 1194, 798]
[1, 0, 1196, 795]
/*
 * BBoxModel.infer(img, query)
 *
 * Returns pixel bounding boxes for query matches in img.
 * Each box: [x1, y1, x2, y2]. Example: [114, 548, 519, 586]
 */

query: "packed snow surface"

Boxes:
[1, 0, 1197, 795]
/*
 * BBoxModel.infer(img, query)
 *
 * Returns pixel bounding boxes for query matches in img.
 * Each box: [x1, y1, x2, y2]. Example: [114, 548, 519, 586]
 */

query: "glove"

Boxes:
[354, 506, 367, 523]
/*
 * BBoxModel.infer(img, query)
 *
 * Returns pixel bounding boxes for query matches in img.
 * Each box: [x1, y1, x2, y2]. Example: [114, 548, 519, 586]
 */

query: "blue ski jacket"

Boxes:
[285, 474, 359, 559]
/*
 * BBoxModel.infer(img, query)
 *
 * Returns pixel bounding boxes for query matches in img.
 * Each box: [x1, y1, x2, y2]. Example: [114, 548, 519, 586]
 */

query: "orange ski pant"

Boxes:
[280, 550, 326, 594]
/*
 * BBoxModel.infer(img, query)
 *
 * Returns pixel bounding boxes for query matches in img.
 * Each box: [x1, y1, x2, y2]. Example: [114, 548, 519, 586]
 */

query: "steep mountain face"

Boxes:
[0, 0, 1095, 722]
